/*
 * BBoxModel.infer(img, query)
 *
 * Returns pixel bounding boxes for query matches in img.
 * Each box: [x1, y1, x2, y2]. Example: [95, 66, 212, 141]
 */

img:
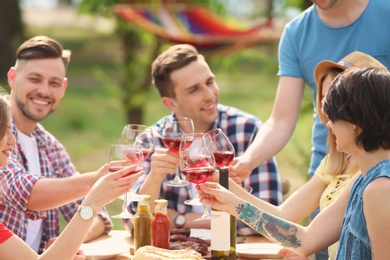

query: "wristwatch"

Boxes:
[78, 205, 95, 221]
[174, 214, 186, 228]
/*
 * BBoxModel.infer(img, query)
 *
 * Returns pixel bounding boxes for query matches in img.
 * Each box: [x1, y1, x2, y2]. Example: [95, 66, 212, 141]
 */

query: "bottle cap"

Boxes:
[141, 195, 151, 201]
[154, 199, 168, 206]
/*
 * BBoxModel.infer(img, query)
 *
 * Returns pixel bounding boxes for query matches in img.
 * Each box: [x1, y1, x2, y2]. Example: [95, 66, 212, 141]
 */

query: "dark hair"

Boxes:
[151, 44, 202, 98]
[16, 35, 71, 69]
[323, 67, 390, 151]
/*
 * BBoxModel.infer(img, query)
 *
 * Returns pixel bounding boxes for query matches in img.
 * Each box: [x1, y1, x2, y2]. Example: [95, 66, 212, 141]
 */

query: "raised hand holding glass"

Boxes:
[109, 144, 143, 219]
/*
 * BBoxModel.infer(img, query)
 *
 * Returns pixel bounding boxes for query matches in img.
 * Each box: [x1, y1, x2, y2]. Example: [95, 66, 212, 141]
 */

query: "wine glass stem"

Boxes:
[173, 164, 181, 181]
[122, 191, 130, 213]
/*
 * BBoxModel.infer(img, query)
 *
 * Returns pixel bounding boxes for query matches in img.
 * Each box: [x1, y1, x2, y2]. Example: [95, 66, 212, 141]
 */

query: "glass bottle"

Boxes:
[152, 199, 171, 249]
[133, 195, 152, 252]
[211, 168, 237, 259]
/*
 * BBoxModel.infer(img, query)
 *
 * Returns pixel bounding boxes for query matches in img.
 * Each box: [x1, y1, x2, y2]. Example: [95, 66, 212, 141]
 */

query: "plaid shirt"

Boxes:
[140, 104, 282, 235]
[0, 121, 112, 253]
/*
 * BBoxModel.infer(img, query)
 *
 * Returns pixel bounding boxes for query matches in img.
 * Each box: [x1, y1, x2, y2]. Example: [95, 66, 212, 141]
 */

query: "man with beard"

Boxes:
[231, 0, 390, 258]
[0, 35, 113, 254]
[128, 44, 282, 234]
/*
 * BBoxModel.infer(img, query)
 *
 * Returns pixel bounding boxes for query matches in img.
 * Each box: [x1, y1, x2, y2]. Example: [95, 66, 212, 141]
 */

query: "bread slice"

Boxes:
[133, 245, 203, 260]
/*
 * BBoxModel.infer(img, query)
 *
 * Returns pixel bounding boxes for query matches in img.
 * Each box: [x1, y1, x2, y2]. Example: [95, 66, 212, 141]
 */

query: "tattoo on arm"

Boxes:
[235, 203, 302, 248]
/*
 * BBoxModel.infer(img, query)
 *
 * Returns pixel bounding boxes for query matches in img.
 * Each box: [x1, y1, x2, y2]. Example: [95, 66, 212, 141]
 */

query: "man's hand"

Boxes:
[150, 148, 179, 180]
[230, 155, 254, 181]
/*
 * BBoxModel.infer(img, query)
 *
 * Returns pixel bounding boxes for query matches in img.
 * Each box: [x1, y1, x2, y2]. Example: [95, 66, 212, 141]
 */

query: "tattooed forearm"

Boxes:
[235, 203, 302, 248]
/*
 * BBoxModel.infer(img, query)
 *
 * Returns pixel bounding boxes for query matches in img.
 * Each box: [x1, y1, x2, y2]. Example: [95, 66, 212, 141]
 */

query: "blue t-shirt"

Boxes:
[336, 160, 390, 260]
[278, 0, 390, 175]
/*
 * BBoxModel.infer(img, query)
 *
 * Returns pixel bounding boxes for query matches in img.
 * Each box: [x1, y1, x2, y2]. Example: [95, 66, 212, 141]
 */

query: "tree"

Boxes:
[78, 0, 225, 124]
[0, 0, 24, 82]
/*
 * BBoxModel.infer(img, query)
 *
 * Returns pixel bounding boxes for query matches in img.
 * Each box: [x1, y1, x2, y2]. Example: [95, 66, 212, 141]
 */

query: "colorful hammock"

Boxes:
[113, 4, 279, 55]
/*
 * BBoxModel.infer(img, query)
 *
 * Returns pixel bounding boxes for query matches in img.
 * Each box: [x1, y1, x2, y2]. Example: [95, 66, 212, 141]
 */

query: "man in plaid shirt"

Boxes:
[132, 44, 282, 235]
[0, 36, 112, 253]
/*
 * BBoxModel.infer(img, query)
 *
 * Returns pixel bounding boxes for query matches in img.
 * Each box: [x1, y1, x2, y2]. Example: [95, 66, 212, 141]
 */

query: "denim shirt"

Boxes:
[336, 160, 390, 259]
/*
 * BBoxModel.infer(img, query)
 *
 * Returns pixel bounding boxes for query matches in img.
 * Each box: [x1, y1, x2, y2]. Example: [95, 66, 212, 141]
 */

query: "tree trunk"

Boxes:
[119, 26, 163, 124]
[0, 0, 24, 81]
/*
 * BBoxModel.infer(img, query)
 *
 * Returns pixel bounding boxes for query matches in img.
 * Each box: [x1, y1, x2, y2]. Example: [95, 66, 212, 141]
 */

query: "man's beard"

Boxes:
[16, 98, 54, 122]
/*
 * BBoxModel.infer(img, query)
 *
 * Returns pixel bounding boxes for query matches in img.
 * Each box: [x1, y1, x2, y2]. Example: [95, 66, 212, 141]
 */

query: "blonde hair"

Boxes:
[316, 69, 359, 176]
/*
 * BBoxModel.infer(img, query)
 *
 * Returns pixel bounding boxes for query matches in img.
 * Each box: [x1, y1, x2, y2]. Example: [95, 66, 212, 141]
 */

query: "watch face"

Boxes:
[175, 214, 185, 226]
[80, 206, 94, 220]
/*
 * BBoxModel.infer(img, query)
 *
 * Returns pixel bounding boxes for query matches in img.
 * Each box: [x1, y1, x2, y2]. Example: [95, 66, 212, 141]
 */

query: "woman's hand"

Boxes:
[197, 182, 240, 213]
[85, 165, 143, 210]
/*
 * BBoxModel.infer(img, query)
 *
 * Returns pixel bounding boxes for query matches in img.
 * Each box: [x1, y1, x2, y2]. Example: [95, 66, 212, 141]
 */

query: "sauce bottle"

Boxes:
[133, 195, 152, 251]
[152, 199, 171, 249]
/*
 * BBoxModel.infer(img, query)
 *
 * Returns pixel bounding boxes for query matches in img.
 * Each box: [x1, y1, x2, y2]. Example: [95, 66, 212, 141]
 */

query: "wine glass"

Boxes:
[207, 128, 235, 169]
[161, 117, 194, 187]
[119, 124, 154, 201]
[109, 144, 143, 219]
[180, 146, 216, 221]
[179, 133, 213, 206]
[120, 124, 154, 158]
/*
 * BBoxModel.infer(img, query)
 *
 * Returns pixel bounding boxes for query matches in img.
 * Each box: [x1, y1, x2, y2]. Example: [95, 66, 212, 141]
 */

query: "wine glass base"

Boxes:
[166, 180, 189, 187]
[193, 214, 219, 222]
[111, 213, 139, 219]
[184, 199, 203, 206]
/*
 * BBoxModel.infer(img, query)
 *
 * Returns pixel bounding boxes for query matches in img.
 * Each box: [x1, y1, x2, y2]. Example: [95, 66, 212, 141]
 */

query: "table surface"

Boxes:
[80, 230, 283, 260]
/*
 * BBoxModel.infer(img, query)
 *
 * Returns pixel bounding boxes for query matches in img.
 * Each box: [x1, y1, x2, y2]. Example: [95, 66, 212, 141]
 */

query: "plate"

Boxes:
[80, 230, 130, 260]
[236, 243, 283, 259]
[80, 244, 127, 260]
[190, 228, 212, 241]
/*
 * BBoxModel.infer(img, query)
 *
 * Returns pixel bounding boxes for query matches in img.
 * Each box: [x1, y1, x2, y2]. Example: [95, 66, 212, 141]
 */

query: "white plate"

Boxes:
[190, 228, 212, 241]
[80, 231, 130, 260]
[80, 244, 127, 260]
[236, 243, 283, 259]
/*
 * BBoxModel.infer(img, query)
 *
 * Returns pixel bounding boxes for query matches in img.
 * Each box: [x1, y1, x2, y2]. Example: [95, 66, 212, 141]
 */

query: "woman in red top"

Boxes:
[0, 91, 143, 259]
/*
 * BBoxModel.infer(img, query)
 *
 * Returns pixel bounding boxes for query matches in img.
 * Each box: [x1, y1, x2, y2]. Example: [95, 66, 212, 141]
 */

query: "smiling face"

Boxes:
[162, 59, 219, 133]
[8, 58, 67, 130]
[326, 119, 356, 154]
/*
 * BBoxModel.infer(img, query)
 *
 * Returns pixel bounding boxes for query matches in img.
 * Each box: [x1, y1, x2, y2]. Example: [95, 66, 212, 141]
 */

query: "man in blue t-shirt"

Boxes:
[232, 0, 390, 258]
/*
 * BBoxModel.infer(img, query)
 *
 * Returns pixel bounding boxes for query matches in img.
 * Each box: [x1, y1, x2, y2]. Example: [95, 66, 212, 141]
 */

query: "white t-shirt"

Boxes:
[18, 130, 43, 252]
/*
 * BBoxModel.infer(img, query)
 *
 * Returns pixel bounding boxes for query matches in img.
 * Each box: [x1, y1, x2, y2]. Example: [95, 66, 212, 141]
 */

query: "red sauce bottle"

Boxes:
[152, 199, 171, 249]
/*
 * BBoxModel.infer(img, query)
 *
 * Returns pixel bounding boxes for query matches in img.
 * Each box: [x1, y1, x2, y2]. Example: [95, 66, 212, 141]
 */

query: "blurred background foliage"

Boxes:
[1, 0, 313, 228]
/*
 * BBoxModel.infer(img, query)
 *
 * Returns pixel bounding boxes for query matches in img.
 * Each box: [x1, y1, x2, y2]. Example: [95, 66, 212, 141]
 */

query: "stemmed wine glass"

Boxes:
[180, 146, 216, 221]
[120, 124, 154, 201]
[161, 117, 194, 187]
[207, 128, 235, 169]
[179, 133, 213, 206]
[108, 144, 143, 219]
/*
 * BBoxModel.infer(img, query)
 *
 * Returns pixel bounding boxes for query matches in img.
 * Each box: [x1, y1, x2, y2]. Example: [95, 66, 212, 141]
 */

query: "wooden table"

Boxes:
[80, 230, 283, 259]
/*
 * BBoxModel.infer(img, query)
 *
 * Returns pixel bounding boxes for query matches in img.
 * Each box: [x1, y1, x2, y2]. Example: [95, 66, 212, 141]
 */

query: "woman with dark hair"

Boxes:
[198, 68, 390, 260]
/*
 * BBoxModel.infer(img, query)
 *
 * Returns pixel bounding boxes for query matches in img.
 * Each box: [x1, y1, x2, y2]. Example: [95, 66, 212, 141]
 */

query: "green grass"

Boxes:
[23, 26, 313, 229]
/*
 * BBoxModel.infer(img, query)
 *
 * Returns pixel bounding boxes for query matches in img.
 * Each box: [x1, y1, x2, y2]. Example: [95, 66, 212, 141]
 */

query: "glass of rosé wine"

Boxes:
[109, 144, 143, 219]
[161, 117, 194, 187]
[179, 133, 214, 206]
[207, 128, 235, 169]
[120, 124, 154, 161]
[180, 146, 217, 221]
[120, 124, 154, 201]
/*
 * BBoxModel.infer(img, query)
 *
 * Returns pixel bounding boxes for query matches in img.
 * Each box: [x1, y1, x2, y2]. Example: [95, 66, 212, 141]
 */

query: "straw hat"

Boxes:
[314, 51, 387, 86]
